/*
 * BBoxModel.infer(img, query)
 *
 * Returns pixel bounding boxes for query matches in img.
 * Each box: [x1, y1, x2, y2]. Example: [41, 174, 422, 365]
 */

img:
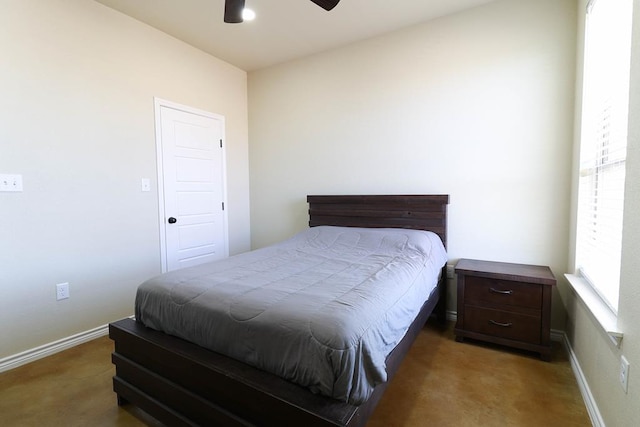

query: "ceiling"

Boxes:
[94, 0, 495, 71]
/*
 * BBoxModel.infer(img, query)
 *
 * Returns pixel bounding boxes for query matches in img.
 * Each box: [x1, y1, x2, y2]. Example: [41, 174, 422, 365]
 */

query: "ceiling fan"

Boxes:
[224, 0, 341, 23]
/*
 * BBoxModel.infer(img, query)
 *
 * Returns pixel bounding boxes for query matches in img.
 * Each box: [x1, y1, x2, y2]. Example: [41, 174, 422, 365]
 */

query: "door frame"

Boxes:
[154, 97, 229, 273]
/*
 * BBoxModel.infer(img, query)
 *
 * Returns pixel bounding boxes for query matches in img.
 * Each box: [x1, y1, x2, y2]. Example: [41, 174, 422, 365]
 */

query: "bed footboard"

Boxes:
[109, 282, 441, 426]
[110, 318, 367, 426]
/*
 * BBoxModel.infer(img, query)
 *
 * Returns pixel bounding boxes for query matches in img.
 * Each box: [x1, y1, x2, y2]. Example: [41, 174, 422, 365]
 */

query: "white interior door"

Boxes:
[156, 99, 228, 272]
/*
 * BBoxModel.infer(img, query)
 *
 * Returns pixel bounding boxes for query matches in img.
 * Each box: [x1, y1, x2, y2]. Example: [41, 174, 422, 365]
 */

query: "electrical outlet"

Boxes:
[620, 355, 630, 393]
[56, 282, 70, 301]
[446, 264, 455, 279]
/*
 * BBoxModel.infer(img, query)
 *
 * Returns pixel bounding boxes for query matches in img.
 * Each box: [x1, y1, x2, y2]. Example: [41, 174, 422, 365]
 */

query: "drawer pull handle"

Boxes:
[489, 320, 513, 328]
[489, 287, 513, 295]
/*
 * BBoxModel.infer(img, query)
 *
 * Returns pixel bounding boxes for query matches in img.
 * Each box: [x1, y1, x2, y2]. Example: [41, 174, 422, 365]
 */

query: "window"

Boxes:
[575, 0, 633, 312]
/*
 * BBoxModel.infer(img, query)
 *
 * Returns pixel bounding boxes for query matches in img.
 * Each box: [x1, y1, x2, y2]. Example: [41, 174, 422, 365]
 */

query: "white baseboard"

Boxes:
[551, 328, 564, 342]
[560, 331, 603, 427]
[0, 324, 110, 373]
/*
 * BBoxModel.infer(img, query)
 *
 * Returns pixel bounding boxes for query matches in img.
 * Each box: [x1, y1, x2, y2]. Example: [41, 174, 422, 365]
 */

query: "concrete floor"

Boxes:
[0, 321, 591, 426]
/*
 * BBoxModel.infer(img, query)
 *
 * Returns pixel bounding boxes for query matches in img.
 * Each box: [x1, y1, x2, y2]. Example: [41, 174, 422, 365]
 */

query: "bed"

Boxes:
[109, 194, 449, 426]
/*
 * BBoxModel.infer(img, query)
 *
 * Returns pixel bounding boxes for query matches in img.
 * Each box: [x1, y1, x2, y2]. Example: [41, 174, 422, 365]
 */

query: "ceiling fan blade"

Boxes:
[310, 0, 341, 11]
[224, 0, 245, 23]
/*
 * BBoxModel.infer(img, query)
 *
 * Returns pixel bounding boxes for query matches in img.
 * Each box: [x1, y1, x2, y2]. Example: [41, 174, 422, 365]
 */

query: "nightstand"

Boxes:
[454, 259, 556, 361]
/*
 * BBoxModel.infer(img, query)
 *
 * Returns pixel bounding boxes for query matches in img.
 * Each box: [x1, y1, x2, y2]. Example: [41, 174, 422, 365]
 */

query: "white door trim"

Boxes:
[154, 97, 229, 273]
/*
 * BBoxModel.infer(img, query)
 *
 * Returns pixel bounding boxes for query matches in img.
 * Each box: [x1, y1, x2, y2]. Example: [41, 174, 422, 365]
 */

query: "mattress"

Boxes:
[135, 226, 447, 404]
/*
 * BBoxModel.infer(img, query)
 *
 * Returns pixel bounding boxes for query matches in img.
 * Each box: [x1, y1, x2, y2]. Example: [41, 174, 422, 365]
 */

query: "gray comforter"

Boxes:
[135, 226, 447, 404]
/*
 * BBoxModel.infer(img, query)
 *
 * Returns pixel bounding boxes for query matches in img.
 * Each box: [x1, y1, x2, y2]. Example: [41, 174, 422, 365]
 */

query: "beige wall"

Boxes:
[564, 0, 640, 425]
[248, 0, 577, 327]
[3, 0, 636, 423]
[0, 0, 250, 359]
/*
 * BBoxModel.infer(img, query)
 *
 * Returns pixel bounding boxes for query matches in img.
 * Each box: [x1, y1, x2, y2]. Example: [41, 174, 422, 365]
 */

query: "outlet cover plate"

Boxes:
[446, 264, 455, 279]
[56, 282, 70, 301]
[620, 355, 630, 393]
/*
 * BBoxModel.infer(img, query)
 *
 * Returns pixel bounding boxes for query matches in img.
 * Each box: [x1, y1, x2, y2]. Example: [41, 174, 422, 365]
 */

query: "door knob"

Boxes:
[168, 217, 177, 224]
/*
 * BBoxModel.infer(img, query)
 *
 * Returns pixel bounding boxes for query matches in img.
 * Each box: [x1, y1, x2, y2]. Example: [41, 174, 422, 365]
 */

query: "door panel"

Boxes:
[158, 103, 227, 271]
[177, 192, 216, 215]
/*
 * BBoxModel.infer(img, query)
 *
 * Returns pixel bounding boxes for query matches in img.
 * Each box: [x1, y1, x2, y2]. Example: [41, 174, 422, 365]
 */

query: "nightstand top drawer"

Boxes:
[455, 259, 556, 286]
[465, 276, 542, 309]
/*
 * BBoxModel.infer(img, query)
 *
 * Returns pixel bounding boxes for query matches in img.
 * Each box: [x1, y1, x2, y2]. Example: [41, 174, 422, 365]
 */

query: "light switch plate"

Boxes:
[0, 174, 23, 192]
[141, 178, 151, 192]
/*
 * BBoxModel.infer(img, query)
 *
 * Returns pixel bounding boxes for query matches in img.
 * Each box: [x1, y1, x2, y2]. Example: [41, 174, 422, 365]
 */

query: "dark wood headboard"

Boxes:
[307, 195, 449, 249]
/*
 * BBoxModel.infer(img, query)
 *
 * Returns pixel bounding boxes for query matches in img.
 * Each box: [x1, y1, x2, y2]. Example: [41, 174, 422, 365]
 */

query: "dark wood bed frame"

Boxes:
[109, 194, 449, 426]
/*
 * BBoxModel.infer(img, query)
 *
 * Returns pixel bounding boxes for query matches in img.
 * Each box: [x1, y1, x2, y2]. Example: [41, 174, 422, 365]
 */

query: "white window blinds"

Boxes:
[575, 0, 633, 312]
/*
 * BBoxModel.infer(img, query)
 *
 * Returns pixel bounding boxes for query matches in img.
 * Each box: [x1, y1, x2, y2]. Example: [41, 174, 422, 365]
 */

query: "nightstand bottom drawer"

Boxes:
[464, 306, 541, 344]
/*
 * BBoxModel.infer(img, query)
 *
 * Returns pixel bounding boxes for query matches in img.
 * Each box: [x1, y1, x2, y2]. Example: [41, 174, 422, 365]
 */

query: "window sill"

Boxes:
[565, 274, 623, 347]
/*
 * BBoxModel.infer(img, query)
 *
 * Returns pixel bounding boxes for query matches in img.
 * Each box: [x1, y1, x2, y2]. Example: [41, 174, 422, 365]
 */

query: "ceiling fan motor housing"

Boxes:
[224, 0, 245, 23]
[224, 0, 340, 23]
